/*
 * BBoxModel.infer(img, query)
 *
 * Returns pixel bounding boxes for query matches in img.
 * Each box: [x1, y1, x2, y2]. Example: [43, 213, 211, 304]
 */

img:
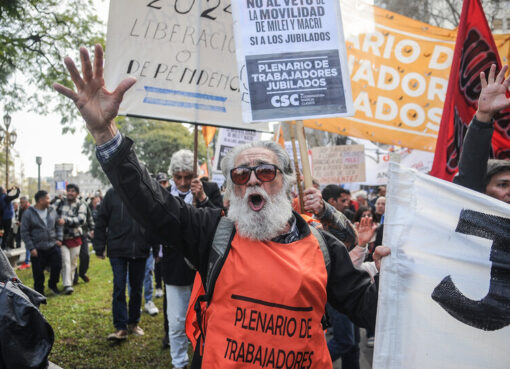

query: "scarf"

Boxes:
[170, 180, 193, 204]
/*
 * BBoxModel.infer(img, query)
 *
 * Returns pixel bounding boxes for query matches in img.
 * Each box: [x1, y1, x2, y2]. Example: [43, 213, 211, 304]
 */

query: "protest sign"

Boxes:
[375, 163, 510, 369]
[212, 128, 262, 181]
[104, 0, 268, 131]
[311, 145, 365, 184]
[231, 0, 353, 122]
[302, 0, 510, 152]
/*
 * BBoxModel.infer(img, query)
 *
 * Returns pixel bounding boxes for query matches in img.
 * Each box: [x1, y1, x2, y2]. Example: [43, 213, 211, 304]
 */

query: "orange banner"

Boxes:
[303, 1, 510, 152]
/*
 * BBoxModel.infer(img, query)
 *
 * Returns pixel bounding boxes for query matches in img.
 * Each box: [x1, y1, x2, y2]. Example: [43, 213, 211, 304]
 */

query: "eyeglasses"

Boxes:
[230, 164, 282, 185]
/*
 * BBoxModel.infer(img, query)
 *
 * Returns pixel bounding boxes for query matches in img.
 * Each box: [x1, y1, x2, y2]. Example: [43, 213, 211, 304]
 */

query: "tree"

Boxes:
[83, 118, 208, 185]
[0, 0, 104, 132]
[376, 0, 503, 29]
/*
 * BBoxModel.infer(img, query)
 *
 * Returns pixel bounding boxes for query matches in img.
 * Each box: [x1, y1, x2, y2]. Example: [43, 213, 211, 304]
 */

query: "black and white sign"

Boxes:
[212, 128, 262, 177]
[232, 0, 353, 122]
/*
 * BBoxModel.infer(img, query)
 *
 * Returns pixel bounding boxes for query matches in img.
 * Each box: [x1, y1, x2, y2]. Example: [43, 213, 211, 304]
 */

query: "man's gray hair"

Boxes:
[355, 190, 367, 199]
[220, 141, 296, 195]
[169, 149, 194, 175]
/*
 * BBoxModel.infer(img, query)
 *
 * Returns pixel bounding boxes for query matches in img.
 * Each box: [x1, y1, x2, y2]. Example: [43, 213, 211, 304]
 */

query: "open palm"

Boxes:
[477, 64, 510, 120]
[53, 44, 136, 144]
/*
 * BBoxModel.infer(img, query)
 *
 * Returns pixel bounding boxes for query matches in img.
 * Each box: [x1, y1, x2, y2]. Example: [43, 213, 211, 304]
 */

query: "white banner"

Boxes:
[104, 0, 269, 131]
[375, 163, 510, 369]
[232, 0, 354, 122]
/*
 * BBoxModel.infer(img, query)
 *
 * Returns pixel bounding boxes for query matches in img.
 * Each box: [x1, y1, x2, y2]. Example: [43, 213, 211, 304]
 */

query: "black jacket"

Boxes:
[100, 137, 378, 330]
[453, 117, 494, 192]
[93, 187, 152, 259]
[161, 180, 222, 286]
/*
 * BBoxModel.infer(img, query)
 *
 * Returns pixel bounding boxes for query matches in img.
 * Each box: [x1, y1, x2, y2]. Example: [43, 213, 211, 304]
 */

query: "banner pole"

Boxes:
[288, 122, 305, 214]
[296, 120, 313, 189]
[274, 122, 281, 143]
[193, 124, 199, 178]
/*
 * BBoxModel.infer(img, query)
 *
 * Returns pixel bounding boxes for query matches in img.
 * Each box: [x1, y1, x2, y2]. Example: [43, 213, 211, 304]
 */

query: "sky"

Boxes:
[5, 0, 111, 180]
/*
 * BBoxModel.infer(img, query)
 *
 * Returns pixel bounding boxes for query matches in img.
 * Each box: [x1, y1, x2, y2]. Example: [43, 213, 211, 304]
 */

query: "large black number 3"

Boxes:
[201, 0, 221, 20]
[431, 209, 510, 331]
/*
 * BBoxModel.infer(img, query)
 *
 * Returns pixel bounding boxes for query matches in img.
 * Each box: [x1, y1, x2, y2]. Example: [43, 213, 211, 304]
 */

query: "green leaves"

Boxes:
[0, 0, 104, 126]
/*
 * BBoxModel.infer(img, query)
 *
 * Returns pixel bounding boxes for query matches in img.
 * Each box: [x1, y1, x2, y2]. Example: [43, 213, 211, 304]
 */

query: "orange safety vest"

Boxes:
[200, 230, 331, 369]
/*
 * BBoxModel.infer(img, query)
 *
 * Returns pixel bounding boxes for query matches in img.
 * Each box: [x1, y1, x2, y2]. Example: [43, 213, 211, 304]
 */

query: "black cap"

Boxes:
[156, 172, 169, 182]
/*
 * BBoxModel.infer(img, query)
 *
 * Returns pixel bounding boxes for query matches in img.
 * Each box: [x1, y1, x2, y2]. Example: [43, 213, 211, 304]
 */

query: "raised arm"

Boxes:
[454, 64, 510, 191]
[54, 45, 222, 270]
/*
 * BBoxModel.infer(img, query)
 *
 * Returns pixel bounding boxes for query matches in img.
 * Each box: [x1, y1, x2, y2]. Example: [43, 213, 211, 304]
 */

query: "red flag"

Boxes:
[431, 0, 510, 180]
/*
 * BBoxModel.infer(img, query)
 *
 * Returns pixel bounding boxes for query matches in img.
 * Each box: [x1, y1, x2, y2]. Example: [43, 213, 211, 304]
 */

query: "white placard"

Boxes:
[375, 163, 510, 369]
[232, 0, 354, 122]
[311, 145, 366, 184]
[104, 0, 269, 131]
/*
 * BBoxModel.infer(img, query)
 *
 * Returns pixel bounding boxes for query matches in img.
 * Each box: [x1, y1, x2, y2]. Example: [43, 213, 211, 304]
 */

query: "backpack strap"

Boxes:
[309, 225, 330, 275]
[309, 225, 332, 330]
[205, 216, 236, 295]
[193, 216, 236, 354]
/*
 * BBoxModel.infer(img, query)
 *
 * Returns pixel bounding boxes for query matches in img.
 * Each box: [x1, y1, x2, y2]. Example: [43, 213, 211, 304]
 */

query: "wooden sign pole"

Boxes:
[288, 123, 304, 214]
[295, 120, 313, 189]
[193, 125, 199, 178]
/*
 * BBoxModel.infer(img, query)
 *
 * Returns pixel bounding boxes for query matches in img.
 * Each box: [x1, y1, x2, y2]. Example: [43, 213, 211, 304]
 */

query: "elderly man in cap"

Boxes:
[54, 45, 390, 369]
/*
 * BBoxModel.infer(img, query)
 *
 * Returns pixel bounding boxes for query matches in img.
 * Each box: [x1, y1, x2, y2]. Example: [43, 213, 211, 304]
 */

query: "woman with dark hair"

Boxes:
[354, 206, 375, 223]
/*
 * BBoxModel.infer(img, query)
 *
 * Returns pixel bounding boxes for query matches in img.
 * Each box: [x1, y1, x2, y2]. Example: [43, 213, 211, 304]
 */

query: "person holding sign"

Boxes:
[53, 44, 390, 369]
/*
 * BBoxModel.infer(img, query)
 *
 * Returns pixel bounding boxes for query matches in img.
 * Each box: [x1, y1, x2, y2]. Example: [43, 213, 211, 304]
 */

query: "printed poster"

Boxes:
[212, 128, 262, 184]
[232, 0, 354, 122]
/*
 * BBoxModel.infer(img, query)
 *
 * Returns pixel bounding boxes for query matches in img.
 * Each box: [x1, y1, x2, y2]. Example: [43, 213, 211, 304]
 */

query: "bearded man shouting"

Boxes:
[54, 45, 390, 369]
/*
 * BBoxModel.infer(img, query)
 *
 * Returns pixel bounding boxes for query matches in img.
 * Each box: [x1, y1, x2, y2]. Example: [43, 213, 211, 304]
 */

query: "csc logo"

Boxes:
[270, 94, 300, 107]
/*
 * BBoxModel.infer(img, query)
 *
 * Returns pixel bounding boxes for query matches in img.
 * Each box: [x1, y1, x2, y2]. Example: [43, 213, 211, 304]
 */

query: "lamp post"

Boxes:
[36, 156, 42, 191]
[0, 114, 17, 189]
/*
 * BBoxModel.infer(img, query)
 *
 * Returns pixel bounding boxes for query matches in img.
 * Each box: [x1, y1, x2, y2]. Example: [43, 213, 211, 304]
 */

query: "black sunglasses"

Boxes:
[230, 164, 282, 185]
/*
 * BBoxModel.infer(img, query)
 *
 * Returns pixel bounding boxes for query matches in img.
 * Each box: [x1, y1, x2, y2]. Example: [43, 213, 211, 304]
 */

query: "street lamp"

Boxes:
[1, 113, 16, 188]
[36, 156, 42, 191]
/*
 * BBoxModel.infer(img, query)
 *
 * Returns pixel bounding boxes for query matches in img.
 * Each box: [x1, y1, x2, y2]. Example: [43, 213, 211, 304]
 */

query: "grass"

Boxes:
[16, 253, 175, 369]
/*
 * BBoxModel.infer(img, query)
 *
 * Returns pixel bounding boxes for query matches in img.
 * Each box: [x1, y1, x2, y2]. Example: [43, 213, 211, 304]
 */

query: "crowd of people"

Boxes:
[4, 43, 508, 369]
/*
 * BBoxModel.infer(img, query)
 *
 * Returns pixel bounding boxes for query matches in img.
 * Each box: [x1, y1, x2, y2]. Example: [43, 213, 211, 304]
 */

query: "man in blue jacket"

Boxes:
[0, 186, 20, 250]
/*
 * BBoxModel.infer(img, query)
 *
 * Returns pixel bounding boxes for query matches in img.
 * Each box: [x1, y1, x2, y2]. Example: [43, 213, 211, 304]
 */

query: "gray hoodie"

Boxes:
[20, 206, 63, 251]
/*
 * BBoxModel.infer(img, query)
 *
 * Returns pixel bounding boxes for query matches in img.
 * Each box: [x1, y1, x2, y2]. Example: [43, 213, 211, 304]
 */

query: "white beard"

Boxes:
[227, 186, 293, 241]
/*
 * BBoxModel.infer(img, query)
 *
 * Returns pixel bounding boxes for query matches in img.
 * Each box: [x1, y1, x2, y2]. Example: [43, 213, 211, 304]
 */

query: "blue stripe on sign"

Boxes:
[144, 86, 227, 102]
[143, 97, 227, 112]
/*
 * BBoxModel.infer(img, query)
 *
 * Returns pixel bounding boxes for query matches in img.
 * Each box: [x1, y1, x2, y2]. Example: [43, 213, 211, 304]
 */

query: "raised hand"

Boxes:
[191, 178, 207, 203]
[53, 44, 136, 144]
[476, 64, 510, 122]
[355, 215, 378, 246]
